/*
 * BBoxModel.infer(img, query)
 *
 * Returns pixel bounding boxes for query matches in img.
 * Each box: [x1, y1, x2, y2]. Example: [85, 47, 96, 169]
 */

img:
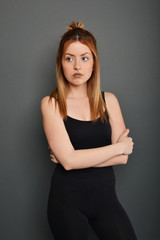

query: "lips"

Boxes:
[73, 73, 83, 78]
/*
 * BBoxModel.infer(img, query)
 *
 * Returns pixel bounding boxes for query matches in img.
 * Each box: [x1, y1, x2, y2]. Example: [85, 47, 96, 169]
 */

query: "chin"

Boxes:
[68, 79, 88, 86]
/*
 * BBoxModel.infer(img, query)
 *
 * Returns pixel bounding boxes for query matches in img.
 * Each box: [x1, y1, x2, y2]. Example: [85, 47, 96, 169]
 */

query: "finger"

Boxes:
[123, 128, 130, 137]
[52, 158, 59, 163]
[54, 159, 59, 163]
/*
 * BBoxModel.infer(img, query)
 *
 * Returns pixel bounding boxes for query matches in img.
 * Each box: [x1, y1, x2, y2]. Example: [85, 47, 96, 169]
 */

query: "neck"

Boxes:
[67, 84, 88, 99]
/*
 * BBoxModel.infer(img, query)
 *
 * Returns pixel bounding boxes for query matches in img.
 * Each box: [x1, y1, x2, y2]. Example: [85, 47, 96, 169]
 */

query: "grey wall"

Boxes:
[0, 0, 159, 239]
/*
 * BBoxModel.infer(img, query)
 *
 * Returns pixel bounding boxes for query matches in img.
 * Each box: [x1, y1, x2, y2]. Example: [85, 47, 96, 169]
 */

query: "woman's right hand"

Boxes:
[48, 146, 60, 164]
[117, 129, 134, 155]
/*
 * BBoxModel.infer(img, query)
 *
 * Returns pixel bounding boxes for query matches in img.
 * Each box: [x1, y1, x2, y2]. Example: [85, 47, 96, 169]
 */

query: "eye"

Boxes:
[65, 57, 73, 62]
[82, 57, 88, 61]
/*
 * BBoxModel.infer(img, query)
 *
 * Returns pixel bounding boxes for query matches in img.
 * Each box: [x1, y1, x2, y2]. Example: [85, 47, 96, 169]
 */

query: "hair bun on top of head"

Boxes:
[67, 21, 84, 31]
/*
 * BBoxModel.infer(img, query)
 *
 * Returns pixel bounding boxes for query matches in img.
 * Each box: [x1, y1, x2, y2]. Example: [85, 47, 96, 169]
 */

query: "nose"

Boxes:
[74, 59, 81, 71]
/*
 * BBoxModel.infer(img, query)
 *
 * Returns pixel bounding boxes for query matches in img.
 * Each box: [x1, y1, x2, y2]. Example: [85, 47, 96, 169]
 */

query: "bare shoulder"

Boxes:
[41, 96, 57, 116]
[41, 96, 55, 106]
[103, 92, 126, 142]
[104, 91, 120, 108]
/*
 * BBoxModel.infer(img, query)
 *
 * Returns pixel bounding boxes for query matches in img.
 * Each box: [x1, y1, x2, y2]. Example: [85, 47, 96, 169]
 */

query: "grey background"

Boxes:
[0, 0, 159, 239]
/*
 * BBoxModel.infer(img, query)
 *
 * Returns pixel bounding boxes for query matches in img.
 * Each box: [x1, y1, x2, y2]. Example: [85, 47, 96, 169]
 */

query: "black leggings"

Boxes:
[47, 183, 137, 240]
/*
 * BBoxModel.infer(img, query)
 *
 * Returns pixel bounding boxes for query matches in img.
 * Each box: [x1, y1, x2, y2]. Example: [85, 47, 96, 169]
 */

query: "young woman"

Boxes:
[41, 21, 137, 240]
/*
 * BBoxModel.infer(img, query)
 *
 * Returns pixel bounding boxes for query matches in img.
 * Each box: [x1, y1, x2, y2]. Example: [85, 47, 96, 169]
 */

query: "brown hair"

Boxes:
[49, 21, 107, 122]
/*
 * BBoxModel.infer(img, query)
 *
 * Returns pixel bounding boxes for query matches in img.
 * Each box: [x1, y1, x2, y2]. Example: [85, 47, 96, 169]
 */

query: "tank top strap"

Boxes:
[101, 91, 106, 103]
[101, 91, 109, 119]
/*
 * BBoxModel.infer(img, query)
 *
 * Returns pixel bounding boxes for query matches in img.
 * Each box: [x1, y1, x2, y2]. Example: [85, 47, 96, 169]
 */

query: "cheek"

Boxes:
[62, 63, 70, 78]
[86, 63, 93, 75]
[88, 59, 94, 71]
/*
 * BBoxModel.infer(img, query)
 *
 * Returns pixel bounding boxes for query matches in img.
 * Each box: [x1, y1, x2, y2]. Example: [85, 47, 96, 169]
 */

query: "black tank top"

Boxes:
[52, 91, 115, 191]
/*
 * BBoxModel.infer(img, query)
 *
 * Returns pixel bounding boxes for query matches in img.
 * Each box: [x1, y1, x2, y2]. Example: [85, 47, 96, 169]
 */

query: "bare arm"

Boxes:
[92, 92, 130, 167]
[92, 155, 128, 167]
[41, 96, 132, 171]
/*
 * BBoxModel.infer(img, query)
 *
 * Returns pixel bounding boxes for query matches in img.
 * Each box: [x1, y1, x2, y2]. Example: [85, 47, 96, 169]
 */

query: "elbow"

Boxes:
[59, 160, 71, 171]
[122, 155, 128, 164]
[55, 151, 75, 171]
[64, 161, 76, 171]
[61, 158, 74, 171]
[62, 150, 76, 171]
[63, 161, 77, 171]
[63, 163, 72, 171]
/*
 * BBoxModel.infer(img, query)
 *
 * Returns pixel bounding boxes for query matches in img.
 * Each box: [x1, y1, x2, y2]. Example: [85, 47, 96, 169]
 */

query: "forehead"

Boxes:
[63, 41, 91, 54]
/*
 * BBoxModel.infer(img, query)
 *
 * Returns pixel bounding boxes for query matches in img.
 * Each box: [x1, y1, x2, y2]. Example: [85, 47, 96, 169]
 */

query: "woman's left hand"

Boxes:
[48, 146, 59, 164]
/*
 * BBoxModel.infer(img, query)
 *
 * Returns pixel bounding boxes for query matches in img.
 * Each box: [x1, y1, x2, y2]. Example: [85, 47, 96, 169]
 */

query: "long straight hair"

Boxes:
[50, 22, 107, 122]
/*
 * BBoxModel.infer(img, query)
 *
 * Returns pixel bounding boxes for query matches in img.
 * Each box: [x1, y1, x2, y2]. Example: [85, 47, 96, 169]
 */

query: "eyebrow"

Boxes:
[64, 52, 91, 56]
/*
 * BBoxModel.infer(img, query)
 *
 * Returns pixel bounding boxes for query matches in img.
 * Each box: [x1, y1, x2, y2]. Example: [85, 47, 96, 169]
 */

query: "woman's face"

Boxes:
[62, 41, 94, 86]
